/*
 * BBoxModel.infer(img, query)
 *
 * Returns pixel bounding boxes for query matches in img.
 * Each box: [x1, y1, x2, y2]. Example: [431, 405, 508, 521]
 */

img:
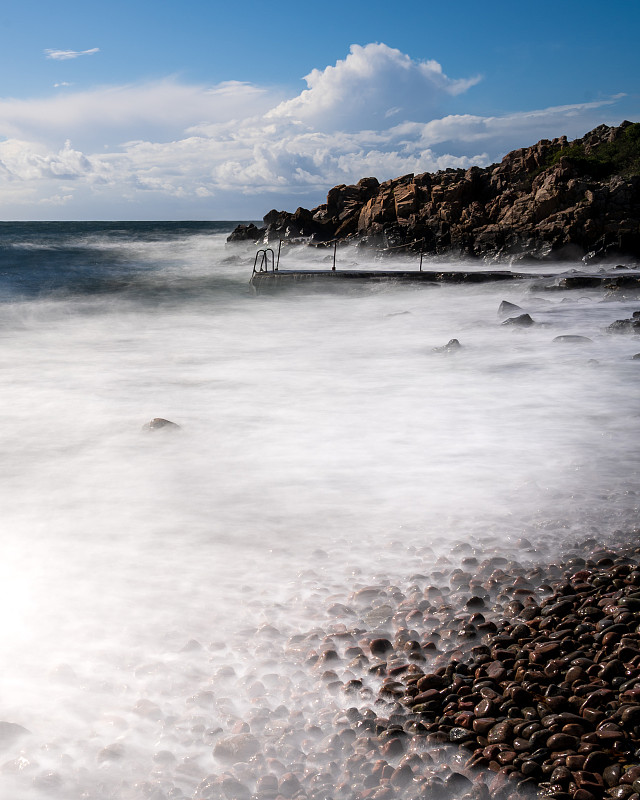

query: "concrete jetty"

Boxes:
[249, 266, 640, 291]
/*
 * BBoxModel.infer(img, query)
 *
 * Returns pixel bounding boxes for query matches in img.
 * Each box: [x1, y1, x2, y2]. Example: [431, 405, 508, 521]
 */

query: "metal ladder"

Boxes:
[252, 241, 284, 275]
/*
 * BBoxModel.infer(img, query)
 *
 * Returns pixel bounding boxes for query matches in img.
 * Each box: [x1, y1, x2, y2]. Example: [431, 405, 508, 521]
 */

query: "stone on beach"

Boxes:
[213, 733, 260, 763]
[192, 533, 640, 800]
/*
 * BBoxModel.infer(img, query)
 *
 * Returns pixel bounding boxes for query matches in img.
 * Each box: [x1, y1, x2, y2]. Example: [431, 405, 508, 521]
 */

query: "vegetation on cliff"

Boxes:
[537, 122, 640, 180]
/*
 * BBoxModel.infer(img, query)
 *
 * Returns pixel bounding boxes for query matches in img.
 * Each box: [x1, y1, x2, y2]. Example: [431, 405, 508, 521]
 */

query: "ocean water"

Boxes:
[0, 221, 638, 799]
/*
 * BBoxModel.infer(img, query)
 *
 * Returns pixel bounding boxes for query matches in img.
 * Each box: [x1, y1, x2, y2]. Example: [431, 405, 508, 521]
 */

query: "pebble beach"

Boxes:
[178, 528, 640, 800]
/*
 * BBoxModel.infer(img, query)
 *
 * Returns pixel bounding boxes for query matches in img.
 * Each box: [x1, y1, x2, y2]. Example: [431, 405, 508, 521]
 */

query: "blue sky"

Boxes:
[0, 0, 638, 219]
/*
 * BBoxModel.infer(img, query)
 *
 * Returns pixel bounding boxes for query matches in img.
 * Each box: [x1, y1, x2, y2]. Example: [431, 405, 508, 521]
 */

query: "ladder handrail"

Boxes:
[252, 248, 276, 274]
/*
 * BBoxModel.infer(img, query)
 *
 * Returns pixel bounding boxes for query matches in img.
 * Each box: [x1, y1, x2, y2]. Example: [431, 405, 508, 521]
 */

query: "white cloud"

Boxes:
[44, 48, 100, 60]
[39, 193, 74, 206]
[0, 79, 280, 150]
[0, 43, 633, 218]
[0, 138, 102, 182]
[403, 95, 628, 149]
[266, 43, 481, 132]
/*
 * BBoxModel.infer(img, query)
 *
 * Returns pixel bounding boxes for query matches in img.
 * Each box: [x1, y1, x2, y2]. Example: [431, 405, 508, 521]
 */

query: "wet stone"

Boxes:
[446, 771, 472, 791]
[220, 777, 251, 800]
[97, 743, 125, 762]
[449, 727, 475, 744]
[546, 732, 580, 752]
[278, 772, 301, 798]
[541, 599, 575, 617]
[473, 717, 497, 735]
[364, 605, 395, 626]
[213, 734, 260, 763]
[485, 661, 507, 680]
[370, 638, 394, 657]
[389, 764, 414, 788]
[487, 721, 514, 745]
[380, 737, 405, 758]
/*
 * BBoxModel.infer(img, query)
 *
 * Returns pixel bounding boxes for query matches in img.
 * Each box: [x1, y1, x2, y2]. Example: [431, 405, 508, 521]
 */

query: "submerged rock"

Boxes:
[498, 300, 524, 317]
[433, 338, 461, 353]
[0, 722, 30, 751]
[97, 743, 125, 762]
[141, 417, 181, 432]
[502, 313, 535, 327]
[607, 317, 640, 334]
[553, 334, 593, 343]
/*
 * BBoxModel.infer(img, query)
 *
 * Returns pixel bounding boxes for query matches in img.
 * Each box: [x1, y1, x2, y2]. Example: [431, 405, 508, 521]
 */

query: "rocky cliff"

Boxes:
[228, 122, 640, 261]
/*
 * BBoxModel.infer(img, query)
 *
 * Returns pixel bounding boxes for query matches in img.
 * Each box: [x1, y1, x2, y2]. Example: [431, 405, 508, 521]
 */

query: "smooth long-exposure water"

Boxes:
[0, 222, 638, 799]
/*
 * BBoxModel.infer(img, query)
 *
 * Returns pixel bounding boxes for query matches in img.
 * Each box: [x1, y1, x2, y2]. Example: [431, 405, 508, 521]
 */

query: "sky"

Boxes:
[0, 0, 638, 220]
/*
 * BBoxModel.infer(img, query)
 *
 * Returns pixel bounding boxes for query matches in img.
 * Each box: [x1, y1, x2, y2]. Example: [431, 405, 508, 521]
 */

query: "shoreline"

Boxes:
[201, 528, 640, 800]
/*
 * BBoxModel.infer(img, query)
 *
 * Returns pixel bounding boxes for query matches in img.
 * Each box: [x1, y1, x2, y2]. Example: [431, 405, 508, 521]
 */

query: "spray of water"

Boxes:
[0, 227, 638, 798]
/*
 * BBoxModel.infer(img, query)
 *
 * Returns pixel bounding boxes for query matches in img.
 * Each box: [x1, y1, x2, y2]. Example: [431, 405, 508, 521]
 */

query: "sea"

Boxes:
[0, 220, 638, 799]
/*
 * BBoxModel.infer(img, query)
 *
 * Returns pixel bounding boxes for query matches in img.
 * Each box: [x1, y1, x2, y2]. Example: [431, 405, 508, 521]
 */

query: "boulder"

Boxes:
[226, 223, 264, 242]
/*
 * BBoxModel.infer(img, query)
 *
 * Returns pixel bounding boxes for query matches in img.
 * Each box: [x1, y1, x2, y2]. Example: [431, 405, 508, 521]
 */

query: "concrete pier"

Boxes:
[249, 267, 640, 290]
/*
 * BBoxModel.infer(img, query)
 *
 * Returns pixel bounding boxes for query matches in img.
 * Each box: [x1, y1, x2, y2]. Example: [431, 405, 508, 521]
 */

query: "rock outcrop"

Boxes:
[228, 122, 640, 261]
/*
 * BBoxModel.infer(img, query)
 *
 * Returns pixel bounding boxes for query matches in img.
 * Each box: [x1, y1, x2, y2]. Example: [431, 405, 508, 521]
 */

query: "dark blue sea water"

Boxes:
[0, 222, 638, 799]
[0, 221, 249, 299]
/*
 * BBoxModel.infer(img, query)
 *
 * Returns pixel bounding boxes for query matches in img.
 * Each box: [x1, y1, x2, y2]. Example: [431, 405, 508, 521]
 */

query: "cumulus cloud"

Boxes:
[0, 43, 633, 217]
[267, 43, 481, 132]
[0, 138, 101, 182]
[44, 47, 100, 60]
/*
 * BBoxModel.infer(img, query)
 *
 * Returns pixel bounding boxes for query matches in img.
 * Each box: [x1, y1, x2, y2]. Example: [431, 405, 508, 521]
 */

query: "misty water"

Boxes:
[0, 222, 638, 799]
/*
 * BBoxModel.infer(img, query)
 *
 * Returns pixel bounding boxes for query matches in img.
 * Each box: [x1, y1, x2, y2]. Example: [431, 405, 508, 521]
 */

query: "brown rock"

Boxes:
[487, 721, 514, 745]
[547, 732, 579, 752]
[370, 638, 393, 656]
